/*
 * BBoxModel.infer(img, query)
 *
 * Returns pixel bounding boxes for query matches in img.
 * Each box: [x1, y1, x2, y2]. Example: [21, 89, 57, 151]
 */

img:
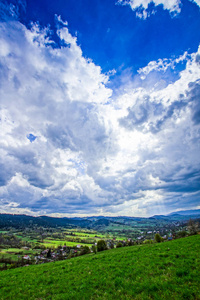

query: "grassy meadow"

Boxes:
[0, 235, 199, 299]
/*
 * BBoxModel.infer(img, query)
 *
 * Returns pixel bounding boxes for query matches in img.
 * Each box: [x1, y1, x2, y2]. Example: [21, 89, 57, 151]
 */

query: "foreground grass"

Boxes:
[0, 235, 200, 300]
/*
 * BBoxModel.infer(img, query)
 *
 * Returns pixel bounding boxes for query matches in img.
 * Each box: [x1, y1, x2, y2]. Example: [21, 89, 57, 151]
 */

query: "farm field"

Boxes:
[0, 228, 110, 264]
[42, 239, 92, 248]
[64, 231, 106, 238]
[0, 235, 199, 299]
[63, 229, 127, 240]
[0, 248, 39, 261]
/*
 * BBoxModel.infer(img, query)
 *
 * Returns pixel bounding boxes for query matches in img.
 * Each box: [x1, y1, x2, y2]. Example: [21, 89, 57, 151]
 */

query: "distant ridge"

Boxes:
[168, 209, 200, 216]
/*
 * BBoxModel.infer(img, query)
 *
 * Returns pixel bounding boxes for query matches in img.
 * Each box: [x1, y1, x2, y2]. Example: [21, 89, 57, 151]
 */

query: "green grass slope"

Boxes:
[0, 235, 200, 300]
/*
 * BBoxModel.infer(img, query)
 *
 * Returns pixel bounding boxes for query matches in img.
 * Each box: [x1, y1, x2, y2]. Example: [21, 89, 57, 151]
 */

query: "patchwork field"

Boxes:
[0, 235, 199, 299]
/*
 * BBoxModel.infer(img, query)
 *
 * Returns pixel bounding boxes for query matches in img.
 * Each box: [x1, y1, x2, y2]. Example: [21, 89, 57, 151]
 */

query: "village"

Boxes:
[0, 216, 195, 271]
[22, 233, 175, 267]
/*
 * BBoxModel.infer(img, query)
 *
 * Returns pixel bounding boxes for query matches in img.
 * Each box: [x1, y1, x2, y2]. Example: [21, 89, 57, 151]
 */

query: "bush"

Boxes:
[143, 239, 153, 244]
[80, 246, 90, 255]
[97, 240, 107, 252]
[116, 242, 123, 248]
[177, 231, 187, 238]
[110, 242, 114, 249]
[128, 240, 134, 246]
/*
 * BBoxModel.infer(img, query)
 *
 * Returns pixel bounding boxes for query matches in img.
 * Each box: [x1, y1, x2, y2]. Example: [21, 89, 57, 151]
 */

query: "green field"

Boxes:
[0, 235, 199, 299]
[42, 239, 92, 248]
[0, 248, 39, 261]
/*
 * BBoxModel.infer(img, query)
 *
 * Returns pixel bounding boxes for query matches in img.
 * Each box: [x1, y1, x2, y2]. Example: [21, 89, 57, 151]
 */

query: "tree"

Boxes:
[128, 240, 134, 246]
[97, 240, 107, 252]
[155, 233, 162, 243]
[187, 219, 199, 235]
[110, 241, 114, 249]
[116, 242, 123, 248]
[47, 249, 51, 258]
[91, 245, 97, 254]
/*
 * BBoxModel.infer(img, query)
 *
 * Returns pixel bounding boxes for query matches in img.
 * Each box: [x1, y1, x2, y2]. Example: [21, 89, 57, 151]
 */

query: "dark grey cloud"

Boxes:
[119, 103, 149, 130]
[119, 78, 200, 137]
[119, 95, 189, 133]
[149, 100, 187, 133]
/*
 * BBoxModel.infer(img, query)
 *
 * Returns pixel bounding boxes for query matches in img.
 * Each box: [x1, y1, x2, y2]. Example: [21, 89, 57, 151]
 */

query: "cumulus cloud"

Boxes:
[106, 45, 200, 214]
[0, 17, 116, 215]
[138, 52, 189, 79]
[0, 11, 200, 216]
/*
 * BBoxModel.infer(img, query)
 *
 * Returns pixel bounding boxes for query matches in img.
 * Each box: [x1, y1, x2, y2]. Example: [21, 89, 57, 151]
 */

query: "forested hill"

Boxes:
[0, 214, 92, 229]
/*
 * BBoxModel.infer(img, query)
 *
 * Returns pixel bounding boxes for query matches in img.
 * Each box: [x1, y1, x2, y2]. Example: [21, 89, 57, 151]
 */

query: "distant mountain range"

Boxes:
[0, 209, 199, 229]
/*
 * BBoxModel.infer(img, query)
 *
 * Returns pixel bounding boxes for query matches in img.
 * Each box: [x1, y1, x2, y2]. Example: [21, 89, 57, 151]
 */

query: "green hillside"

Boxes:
[0, 235, 200, 300]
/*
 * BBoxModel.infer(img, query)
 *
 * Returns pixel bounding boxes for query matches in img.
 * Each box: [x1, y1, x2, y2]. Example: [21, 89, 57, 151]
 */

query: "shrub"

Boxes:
[91, 245, 97, 254]
[143, 239, 152, 244]
[177, 231, 187, 238]
[116, 242, 123, 248]
[110, 242, 114, 249]
[97, 240, 107, 252]
[80, 246, 90, 255]
[128, 240, 134, 246]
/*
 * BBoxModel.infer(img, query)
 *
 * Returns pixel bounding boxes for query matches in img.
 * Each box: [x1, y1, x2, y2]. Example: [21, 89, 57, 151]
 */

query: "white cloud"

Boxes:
[117, 0, 181, 18]
[0, 19, 115, 214]
[0, 16, 200, 217]
[189, 0, 200, 8]
[138, 52, 188, 79]
[93, 44, 200, 216]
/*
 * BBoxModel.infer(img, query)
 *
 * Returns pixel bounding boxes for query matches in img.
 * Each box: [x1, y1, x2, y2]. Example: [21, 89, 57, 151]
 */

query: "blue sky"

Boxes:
[0, 0, 200, 217]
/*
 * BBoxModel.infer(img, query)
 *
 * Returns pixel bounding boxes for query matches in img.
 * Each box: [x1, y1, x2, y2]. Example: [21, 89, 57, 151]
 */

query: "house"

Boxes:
[23, 255, 30, 260]
[76, 244, 81, 249]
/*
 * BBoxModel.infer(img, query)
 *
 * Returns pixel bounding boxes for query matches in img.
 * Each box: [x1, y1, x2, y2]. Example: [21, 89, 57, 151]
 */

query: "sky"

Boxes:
[0, 0, 200, 218]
